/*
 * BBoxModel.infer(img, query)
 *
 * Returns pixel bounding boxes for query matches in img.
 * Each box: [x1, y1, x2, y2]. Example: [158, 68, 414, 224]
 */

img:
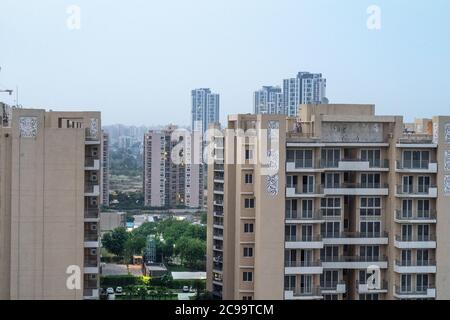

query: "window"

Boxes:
[320, 246, 339, 262]
[321, 222, 340, 238]
[416, 274, 429, 293]
[321, 149, 341, 168]
[402, 200, 413, 218]
[401, 224, 413, 241]
[360, 197, 382, 217]
[324, 173, 340, 188]
[418, 176, 430, 193]
[361, 149, 381, 167]
[243, 271, 253, 282]
[245, 148, 253, 161]
[285, 225, 296, 241]
[360, 221, 381, 237]
[403, 150, 430, 169]
[244, 173, 253, 184]
[402, 175, 414, 193]
[244, 223, 254, 233]
[417, 224, 430, 241]
[417, 200, 430, 217]
[302, 175, 315, 193]
[320, 270, 339, 289]
[401, 274, 412, 293]
[286, 199, 298, 219]
[359, 246, 380, 260]
[360, 173, 380, 188]
[301, 199, 313, 219]
[243, 247, 253, 257]
[321, 197, 341, 217]
[287, 149, 313, 168]
[284, 275, 296, 291]
[244, 198, 255, 208]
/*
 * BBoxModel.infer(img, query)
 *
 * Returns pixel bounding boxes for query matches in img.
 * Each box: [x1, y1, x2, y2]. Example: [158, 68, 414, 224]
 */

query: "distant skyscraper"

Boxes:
[191, 88, 220, 133]
[253, 86, 284, 114]
[143, 125, 203, 208]
[283, 72, 327, 117]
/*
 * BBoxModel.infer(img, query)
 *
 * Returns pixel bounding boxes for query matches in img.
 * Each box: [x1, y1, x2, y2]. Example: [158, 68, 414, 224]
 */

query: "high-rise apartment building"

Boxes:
[101, 131, 110, 206]
[283, 72, 327, 117]
[143, 125, 203, 208]
[253, 86, 284, 115]
[0, 107, 101, 300]
[207, 103, 450, 300]
[191, 88, 220, 133]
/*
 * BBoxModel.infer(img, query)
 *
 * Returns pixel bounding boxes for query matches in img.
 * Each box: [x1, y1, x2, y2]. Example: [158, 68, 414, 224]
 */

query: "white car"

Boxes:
[182, 286, 189, 293]
[116, 287, 123, 294]
[106, 287, 115, 295]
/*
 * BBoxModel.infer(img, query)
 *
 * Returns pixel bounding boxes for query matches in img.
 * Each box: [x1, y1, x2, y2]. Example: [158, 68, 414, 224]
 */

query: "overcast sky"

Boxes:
[0, 0, 449, 126]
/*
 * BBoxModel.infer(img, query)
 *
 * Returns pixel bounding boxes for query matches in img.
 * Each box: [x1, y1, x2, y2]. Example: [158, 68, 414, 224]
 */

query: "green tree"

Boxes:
[101, 227, 129, 257]
[175, 237, 206, 269]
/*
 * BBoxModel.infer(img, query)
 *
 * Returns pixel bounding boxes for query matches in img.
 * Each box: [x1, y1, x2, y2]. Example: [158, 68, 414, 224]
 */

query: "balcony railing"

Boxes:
[84, 183, 99, 193]
[322, 183, 389, 189]
[320, 159, 389, 169]
[396, 185, 437, 195]
[322, 255, 388, 263]
[395, 285, 436, 295]
[285, 235, 322, 242]
[292, 287, 322, 297]
[84, 233, 99, 242]
[396, 160, 434, 170]
[395, 259, 436, 267]
[321, 231, 388, 239]
[285, 210, 323, 220]
[285, 260, 322, 268]
[395, 234, 436, 242]
[85, 156, 100, 168]
[356, 280, 388, 290]
[84, 208, 99, 219]
[84, 259, 98, 267]
[320, 281, 346, 291]
[395, 210, 437, 220]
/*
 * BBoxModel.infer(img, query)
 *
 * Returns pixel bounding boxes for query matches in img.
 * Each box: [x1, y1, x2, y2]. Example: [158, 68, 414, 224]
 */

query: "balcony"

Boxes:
[321, 159, 389, 171]
[395, 185, 437, 198]
[394, 235, 436, 249]
[214, 164, 224, 172]
[285, 210, 324, 223]
[322, 232, 389, 245]
[84, 258, 99, 274]
[85, 183, 100, 197]
[286, 186, 322, 198]
[394, 260, 437, 274]
[394, 210, 437, 224]
[284, 287, 323, 300]
[84, 208, 99, 220]
[213, 245, 223, 251]
[286, 162, 319, 173]
[213, 172, 224, 183]
[285, 235, 323, 249]
[85, 157, 100, 171]
[213, 210, 224, 217]
[284, 260, 323, 275]
[322, 183, 389, 196]
[320, 281, 347, 294]
[396, 136, 436, 148]
[357, 280, 388, 294]
[396, 161, 437, 173]
[394, 285, 436, 299]
[83, 288, 99, 299]
[321, 255, 388, 269]
[85, 128, 101, 145]
[84, 233, 100, 248]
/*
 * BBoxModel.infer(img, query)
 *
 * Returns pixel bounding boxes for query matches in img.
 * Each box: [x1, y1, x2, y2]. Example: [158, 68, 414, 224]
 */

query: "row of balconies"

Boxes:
[286, 159, 438, 174]
[284, 209, 437, 224]
[284, 282, 436, 300]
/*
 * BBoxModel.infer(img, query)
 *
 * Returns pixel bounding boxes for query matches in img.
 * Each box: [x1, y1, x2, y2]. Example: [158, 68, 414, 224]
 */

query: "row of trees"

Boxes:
[102, 218, 206, 269]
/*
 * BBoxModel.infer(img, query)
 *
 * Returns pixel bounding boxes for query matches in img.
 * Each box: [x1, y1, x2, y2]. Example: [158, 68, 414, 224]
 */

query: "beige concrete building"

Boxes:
[143, 125, 204, 208]
[207, 103, 450, 300]
[0, 107, 101, 300]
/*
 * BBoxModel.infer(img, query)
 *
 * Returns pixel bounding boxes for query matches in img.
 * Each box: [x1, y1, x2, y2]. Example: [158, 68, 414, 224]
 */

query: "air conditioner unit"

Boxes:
[90, 173, 98, 181]
[90, 224, 97, 231]
[91, 147, 99, 157]
[88, 274, 97, 280]
[90, 198, 98, 206]
[90, 249, 97, 255]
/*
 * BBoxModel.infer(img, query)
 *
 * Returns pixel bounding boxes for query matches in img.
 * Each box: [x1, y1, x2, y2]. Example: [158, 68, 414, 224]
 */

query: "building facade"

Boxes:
[283, 72, 327, 117]
[207, 104, 450, 300]
[143, 125, 203, 208]
[253, 86, 284, 115]
[0, 108, 101, 300]
[101, 130, 110, 206]
[191, 88, 220, 134]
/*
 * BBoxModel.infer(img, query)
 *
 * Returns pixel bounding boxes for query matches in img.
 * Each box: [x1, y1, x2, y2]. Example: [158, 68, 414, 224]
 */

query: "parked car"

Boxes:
[182, 286, 189, 293]
[106, 287, 115, 295]
[116, 287, 123, 294]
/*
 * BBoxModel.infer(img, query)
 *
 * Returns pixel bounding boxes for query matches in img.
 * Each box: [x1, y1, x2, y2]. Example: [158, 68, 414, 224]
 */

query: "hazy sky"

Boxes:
[0, 0, 449, 126]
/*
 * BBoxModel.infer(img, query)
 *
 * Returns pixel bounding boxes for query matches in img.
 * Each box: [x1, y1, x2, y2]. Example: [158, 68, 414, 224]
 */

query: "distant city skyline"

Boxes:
[0, 0, 449, 126]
